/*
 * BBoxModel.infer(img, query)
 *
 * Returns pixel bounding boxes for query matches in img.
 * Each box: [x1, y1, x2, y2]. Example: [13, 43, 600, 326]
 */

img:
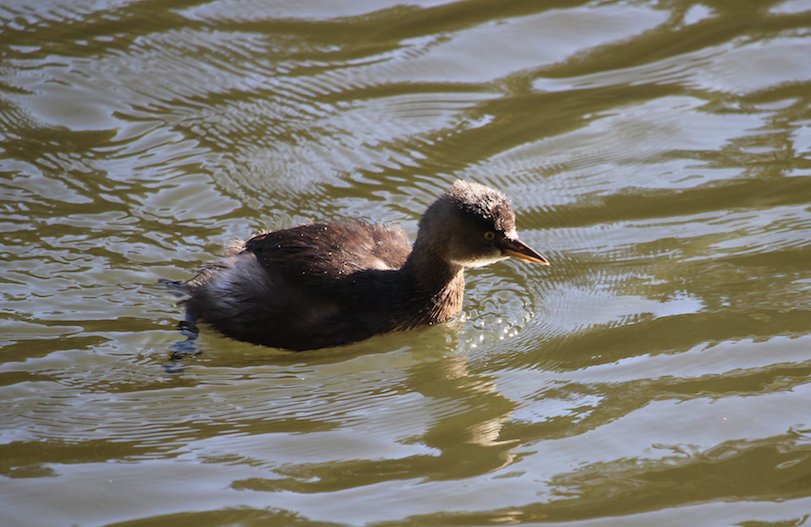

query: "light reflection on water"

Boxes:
[2, 0, 811, 525]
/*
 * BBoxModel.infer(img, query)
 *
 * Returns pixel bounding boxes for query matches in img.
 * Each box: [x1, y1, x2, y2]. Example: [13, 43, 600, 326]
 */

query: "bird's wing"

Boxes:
[244, 221, 411, 284]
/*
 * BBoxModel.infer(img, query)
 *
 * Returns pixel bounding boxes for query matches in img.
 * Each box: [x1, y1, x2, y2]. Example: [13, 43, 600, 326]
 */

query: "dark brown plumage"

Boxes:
[177, 180, 548, 351]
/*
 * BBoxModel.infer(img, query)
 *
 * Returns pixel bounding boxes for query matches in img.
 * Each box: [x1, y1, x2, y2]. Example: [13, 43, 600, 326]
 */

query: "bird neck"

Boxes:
[399, 239, 466, 325]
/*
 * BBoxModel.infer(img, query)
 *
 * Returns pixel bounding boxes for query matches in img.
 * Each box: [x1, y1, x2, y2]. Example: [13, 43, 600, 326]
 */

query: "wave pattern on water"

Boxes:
[2, 0, 811, 526]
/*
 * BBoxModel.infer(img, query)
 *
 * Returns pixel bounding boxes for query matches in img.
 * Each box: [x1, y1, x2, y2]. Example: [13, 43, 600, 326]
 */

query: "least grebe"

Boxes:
[177, 180, 548, 351]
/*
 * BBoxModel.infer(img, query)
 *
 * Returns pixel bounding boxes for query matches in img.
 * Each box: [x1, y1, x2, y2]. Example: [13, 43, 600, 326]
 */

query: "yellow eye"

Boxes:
[483, 231, 496, 241]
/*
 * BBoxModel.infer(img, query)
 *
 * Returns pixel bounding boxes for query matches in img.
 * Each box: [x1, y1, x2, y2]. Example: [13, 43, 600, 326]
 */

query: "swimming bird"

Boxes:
[175, 180, 548, 351]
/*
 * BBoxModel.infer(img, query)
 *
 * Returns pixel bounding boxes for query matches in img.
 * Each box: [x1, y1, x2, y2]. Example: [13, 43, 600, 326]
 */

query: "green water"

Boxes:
[2, 0, 811, 525]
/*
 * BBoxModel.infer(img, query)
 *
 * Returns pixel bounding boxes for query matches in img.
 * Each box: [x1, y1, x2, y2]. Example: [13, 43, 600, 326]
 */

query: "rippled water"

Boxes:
[2, 0, 811, 525]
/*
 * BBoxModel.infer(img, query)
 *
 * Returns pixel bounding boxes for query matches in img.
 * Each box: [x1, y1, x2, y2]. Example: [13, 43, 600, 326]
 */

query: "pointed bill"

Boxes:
[501, 238, 549, 265]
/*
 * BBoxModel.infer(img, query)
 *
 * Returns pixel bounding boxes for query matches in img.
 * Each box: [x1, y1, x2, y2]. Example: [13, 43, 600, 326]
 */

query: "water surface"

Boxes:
[2, 0, 811, 525]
